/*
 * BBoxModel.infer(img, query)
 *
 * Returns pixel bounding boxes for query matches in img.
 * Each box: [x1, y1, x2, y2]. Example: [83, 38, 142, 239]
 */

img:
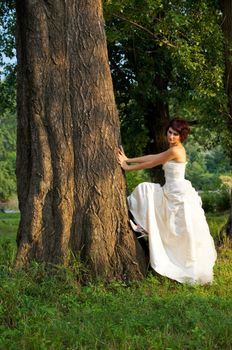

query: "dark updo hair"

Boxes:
[166, 117, 190, 142]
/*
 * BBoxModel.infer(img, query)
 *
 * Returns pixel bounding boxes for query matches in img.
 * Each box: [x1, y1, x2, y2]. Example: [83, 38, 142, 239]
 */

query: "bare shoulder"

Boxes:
[170, 146, 186, 162]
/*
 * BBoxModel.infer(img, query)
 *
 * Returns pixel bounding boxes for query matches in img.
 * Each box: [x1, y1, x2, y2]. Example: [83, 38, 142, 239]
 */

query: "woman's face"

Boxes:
[167, 127, 181, 146]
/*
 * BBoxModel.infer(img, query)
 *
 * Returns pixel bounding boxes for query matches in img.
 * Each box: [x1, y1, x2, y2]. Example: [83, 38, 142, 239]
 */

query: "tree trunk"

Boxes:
[221, 0, 232, 144]
[106, 27, 170, 185]
[144, 99, 169, 185]
[220, 0, 232, 238]
[138, 70, 169, 185]
[15, 0, 146, 280]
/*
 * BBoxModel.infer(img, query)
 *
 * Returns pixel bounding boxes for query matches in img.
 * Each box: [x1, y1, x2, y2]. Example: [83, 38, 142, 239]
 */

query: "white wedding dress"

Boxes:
[128, 160, 217, 284]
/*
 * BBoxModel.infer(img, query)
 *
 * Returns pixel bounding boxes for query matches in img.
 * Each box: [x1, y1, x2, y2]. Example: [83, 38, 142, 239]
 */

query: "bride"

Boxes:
[118, 118, 217, 284]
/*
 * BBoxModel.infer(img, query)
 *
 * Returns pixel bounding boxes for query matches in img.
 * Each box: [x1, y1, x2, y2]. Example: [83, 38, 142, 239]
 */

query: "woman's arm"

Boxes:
[118, 148, 178, 171]
[118, 148, 156, 164]
[126, 154, 157, 163]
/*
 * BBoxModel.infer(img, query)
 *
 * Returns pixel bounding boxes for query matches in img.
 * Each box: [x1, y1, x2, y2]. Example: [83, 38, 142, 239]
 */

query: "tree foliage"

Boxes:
[185, 138, 231, 190]
[104, 0, 227, 154]
[0, 1, 16, 200]
[0, 0, 15, 58]
[0, 117, 16, 200]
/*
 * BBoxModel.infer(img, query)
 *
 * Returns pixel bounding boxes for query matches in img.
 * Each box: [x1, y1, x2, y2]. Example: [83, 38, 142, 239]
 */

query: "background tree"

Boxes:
[0, 93, 16, 201]
[0, 0, 16, 201]
[15, 0, 146, 279]
[104, 0, 226, 183]
[220, 0, 232, 239]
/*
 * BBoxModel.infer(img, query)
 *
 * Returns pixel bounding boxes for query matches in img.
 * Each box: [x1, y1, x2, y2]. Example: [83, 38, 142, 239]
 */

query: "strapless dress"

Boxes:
[128, 160, 217, 284]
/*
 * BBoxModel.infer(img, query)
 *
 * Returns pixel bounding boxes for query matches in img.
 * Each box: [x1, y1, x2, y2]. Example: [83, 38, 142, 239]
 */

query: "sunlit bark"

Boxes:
[15, 0, 146, 279]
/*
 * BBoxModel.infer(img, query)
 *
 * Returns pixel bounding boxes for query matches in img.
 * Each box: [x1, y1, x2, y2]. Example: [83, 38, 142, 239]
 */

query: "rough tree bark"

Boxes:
[220, 0, 232, 238]
[15, 0, 146, 280]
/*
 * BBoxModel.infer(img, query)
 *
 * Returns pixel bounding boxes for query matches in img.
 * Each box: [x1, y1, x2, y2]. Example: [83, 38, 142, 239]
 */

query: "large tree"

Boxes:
[15, 0, 146, 279]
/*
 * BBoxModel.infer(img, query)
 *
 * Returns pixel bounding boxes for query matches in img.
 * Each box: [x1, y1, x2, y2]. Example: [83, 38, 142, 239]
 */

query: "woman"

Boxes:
[118, 118, 217, 284]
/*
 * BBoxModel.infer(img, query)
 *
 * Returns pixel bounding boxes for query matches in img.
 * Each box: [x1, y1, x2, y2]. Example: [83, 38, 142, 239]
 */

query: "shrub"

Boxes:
[0, 157, 16, 201]
[200, 186, 230, 213]
[125, 170, 150, 193]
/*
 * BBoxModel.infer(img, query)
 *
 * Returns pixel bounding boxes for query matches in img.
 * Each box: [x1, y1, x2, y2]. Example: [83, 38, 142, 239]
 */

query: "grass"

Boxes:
[0, 212, 231, 349]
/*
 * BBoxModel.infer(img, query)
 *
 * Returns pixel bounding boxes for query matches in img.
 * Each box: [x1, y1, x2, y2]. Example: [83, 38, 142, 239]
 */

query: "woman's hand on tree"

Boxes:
[117, 147, 129, 170]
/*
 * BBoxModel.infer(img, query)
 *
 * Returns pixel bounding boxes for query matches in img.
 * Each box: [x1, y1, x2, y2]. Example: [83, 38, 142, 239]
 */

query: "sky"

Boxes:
[0, 53, 16, 80]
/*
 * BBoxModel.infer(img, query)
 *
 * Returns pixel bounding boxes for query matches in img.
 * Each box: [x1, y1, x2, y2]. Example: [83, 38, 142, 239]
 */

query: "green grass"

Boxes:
[0, 213, 231, 350]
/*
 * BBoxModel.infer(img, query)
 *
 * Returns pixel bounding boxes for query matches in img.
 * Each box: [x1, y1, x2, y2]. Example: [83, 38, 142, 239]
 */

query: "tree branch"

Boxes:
[112, 13, 177, 49]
